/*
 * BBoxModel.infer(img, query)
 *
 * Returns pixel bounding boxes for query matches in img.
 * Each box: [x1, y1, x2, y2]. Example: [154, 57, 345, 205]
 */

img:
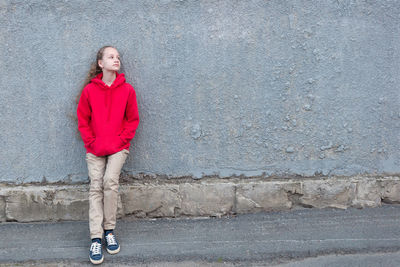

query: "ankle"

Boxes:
[104, 229, 113, 236]
[91, 238, 101, 244]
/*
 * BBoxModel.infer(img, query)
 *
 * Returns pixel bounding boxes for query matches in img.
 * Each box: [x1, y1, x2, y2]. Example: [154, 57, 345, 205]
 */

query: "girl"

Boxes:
[77, 46, 139, 264]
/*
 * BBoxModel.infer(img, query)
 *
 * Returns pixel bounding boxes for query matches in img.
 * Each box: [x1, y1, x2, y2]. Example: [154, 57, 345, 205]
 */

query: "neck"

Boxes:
[102, 70, 117, 86]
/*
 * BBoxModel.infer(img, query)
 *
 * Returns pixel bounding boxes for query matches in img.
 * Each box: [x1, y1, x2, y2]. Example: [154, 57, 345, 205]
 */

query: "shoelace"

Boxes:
[106, 233, 117, 246]
[90, 242, 102, 255]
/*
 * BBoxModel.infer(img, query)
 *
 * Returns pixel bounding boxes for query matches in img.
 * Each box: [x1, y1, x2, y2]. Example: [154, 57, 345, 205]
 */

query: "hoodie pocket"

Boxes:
[92, 136, 124, 156]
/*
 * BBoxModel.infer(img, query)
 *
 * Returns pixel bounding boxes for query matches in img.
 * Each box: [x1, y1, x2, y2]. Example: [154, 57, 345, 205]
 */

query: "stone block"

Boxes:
[120, 184, 181, 218]
[380, 179, 400, 204]
[0, 195, 5, 222]
[179, 182, 235, 217]
[299, 179, 356, 209]
[52, 187, 89, 220]
[6, 188, 55, 222]
[5, 186, 89, 222]
[236, 182, 293, 213]
[352, 179, 381, 208]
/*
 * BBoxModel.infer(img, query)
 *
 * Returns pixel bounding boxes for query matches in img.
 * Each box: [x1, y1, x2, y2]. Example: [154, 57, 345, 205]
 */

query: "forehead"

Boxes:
[103, 47, 119, 56]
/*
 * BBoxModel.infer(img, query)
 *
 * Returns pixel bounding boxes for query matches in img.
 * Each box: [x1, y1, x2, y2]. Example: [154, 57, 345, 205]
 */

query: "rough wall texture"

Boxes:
[0, 0, 399, 183]
[1, 175, 400, 222]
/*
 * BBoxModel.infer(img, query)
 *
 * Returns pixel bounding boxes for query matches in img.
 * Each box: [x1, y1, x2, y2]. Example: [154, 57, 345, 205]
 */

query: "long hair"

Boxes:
[75, 45, 115, 105]
[71, 46, 118, 138]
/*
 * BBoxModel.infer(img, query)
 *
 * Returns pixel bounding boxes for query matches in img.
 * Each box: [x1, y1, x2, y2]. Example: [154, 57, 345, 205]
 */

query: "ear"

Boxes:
[98, 59, 103, 69]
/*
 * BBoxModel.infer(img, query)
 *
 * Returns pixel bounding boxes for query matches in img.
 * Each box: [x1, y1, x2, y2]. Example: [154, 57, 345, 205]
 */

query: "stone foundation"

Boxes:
[1, 175, 399, 222]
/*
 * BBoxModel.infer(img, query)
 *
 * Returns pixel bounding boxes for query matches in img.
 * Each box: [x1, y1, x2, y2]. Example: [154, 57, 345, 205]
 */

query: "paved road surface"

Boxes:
[1, 205, 400, 266]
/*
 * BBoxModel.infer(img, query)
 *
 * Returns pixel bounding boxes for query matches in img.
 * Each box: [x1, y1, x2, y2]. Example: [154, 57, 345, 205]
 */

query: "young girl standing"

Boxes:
[77, 46, 139, 264]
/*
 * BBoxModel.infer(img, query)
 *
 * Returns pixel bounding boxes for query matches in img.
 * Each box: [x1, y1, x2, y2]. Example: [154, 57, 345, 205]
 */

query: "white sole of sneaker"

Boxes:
[89, 255, 104, 265]
[107, 245, 120, 255]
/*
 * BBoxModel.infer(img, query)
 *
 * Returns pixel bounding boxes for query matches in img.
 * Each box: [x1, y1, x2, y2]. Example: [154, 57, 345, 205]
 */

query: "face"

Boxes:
[98, 47, 120, 72]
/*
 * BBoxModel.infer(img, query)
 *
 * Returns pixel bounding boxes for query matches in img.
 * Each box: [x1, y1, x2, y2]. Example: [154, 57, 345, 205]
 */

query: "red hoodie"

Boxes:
[77, 72, 139, 156]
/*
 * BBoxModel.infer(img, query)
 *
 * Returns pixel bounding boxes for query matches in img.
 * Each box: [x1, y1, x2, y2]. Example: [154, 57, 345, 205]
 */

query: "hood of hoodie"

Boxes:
[90, 72, 126, 121]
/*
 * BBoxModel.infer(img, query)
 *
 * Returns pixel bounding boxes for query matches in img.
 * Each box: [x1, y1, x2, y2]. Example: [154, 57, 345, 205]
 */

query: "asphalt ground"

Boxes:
[1, 205, 400, 266]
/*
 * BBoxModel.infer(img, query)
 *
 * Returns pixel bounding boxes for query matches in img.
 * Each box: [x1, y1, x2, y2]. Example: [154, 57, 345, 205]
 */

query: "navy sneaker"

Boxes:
[105, 231, 120, 254]
[89, 240, 104, 264]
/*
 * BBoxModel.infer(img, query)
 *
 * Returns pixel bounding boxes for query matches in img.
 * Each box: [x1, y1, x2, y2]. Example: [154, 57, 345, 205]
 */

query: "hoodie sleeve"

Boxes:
[77, 87, 96, 147]
[119, 86, 140, 144]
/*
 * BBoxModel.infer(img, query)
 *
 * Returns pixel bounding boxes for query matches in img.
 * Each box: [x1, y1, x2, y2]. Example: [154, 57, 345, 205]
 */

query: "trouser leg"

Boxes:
[103, 149, 129, 230]
[86, 152, 107, 239]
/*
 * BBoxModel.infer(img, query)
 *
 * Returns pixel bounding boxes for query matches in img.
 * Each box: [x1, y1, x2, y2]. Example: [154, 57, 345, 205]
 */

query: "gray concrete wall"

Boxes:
[0, 0, 399, 183]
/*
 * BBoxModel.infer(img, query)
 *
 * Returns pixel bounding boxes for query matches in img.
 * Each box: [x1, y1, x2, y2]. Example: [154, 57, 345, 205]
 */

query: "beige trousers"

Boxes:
[86, 149, 129, 239]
